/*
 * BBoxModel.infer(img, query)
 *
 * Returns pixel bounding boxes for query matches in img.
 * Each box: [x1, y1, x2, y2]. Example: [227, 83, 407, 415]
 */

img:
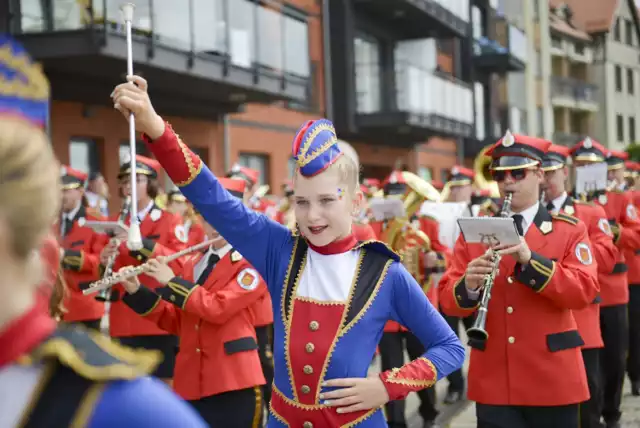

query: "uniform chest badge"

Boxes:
[78, 217, 86, 227]
[540, 221, 552, 234]
[564, 205, 575, 215]
[237, 268, 259, 291]
[230, 251, 243, 263]
[150, 209, 162, 222]
[598, 194, 608, 205]
[174, 224, 188, 243]
[598, 218, 613, 237]
[627, 204, 638, 220]
[575, 242, 593, 265]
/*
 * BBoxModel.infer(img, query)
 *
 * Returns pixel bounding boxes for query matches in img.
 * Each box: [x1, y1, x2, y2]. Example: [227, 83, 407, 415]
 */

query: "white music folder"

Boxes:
[84, 221, 128, 236]
[457, 217, 521, 246]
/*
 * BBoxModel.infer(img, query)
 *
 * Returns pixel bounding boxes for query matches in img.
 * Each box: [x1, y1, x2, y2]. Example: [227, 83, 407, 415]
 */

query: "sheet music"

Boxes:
[84, 221, 128, 235]
[369, 198, 406, 222]
[457, 217, 521, 246]
[575, 162, 608, 195]
[421, 201, 469, 249]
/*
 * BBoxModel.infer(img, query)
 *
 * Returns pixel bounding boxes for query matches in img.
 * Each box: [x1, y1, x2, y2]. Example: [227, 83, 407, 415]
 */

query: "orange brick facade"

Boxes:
[49, 0, 459, 208]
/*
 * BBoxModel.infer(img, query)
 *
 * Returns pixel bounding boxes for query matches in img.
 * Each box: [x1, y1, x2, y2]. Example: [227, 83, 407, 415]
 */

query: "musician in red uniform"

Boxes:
[542, 144, 618, 428]
[440, 132, 599, 428]
[57, 166, 109, 330]
[166, 189, 206, 247]
[226, 164, 268, 212]
[118, 177, 266, 427]
[570, 139, 640, 423]
[99, 155, 187, 381]
[605, 150, 640, 400]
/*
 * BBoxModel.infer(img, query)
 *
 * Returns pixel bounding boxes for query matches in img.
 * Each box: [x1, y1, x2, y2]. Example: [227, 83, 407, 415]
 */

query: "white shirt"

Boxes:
[546, 192, 568, 215]
[0, 364, 45, 428]
[193, 243, 232, 282]
[509, 201, 540, 236]
[137, 201, 155, 221]
[60, 202, 82, 235]
[296, 248, 361, 302]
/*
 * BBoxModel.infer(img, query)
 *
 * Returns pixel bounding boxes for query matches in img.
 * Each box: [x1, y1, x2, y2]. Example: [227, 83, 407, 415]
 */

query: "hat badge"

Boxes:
[60, 166, 67, 176]
[451, 166, 459, 175]
[389, 174, 397, 184]
[583, 137, 593, 149]
[501, 130, 515, 147]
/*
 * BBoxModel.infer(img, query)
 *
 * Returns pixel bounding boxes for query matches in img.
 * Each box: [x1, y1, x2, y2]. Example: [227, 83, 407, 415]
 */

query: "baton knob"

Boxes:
[121, 3, 135, 22]
[126, 223, 143, 251]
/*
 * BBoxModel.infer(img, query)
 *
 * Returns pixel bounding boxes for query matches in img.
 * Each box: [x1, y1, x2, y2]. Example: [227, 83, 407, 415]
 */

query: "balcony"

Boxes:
[10, 0, 311, 117]
[553, 131, 584, 146]
[551, 76, 599, 112]
[352, 0, 470, 39]
[474, 20, 526, 74]
[351, 62, 474, 146]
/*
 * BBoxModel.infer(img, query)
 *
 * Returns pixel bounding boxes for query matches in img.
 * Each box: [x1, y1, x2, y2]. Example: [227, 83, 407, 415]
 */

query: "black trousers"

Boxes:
[188, 387, 262, 428]
[255, 324, 274, 409]
[626, 285, 640, 383]
[599, 304, 628, 424]
[580, 348, 603, 428]
[476, 403, 579, 428]
[379, 331, 437, 427]
[441, 311, 474, 392]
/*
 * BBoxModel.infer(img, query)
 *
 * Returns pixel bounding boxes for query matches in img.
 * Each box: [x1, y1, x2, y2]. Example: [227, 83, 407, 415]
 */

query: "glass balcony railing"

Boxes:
[15, 0, 311, 79]
[474, 24, 527, 64]
[551, 76, 598, 103]
[553, 131, 583, 146]
[394, 61, 474, 125]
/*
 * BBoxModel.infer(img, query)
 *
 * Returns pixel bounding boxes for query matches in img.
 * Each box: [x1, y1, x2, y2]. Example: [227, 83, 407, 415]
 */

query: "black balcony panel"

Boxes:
[10, 0, 311, 118]
[551, 76, 598, 104]
[473, 20, 527, 74]
[352, 0, 470, 39]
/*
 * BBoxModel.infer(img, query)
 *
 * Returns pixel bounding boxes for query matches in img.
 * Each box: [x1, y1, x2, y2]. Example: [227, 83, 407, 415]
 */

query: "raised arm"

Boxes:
[379, 263, 465, 401]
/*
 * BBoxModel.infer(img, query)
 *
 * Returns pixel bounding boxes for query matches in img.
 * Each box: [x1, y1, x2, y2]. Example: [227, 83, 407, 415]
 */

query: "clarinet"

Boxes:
[96, 196, 132, 302]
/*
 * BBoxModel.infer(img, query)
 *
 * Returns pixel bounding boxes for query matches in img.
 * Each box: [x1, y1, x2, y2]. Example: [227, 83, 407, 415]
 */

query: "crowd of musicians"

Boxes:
[5, 32, 640, 428]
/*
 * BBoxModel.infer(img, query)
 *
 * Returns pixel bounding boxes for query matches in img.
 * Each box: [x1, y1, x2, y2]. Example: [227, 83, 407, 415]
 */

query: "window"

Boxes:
[535, 51, 542, 77]
[574, 43, 585, 55]
[614, 17, 621, 41]
[617, 114, 624, 142]
[283, 12, 310, 77]
[288, 156, 297, 178]
[440, 169, 449, 183]
[626, 19, 634, 45]
[615, 65, 622, 92]
[418, 167, 433, 182]
[119, 141, 151, 165]
[69, 138, 100, 176]
[551, 35, 562, 49]
[630, 117, 636, 143]
[628, 68, 635, 94]
[354, 34, 381, 113]
[238, 153, 269, 186]
[537, 107, 544, 137]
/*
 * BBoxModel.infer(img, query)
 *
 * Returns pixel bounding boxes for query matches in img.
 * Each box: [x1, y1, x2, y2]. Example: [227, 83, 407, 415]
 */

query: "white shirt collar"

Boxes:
[137, 201, 155, 221]
[548, 192, 568, 214]
[64, 202, 82, 221]
[511, 201, 540, 235]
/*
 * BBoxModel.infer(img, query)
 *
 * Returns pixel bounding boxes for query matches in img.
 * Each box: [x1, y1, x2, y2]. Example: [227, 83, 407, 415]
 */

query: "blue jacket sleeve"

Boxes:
[380, 263, 465, 400]
[88, 377, 207, 428]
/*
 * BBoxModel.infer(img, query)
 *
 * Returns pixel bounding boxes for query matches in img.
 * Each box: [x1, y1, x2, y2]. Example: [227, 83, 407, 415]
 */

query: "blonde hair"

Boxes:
[0, 117, 61, 260]
[293, 154, 360, 193]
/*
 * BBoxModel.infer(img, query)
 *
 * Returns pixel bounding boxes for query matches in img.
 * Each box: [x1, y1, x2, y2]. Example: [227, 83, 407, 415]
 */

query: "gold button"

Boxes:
[507, 277, 514, 284]
[195, 324, 199, 330]
[303, 422, 313, 428]
[301, 385, 311, 394]
[507, 307, 513, 314]
[456, 294, 462, 300]
[309, 321, 320, 331]
[305, 343, 315, 353]
[196, 348, 201, 352]
[508, 337, 515, 344]
[169, 295, 176, 301]
[303, 365, 313, 375]
[529, 280, 535, 285]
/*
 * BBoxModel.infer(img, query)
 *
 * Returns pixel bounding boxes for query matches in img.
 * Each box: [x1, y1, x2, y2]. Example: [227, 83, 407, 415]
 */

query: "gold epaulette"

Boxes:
[21, 325, 161, 381]
[552, 212, 579, 225]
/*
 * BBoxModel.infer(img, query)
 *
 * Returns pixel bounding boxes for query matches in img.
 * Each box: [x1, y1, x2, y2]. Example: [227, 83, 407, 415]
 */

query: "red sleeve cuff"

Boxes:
[378, 357, 438, 401]
[142, 121, 203, 187]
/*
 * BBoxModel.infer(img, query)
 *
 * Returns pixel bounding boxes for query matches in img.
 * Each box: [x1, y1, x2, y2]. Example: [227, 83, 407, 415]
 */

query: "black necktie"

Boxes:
[196, 253, 220, 284]
[512, 214, 524, 236]
[546, 202, 555, 212]
[62, 215, 74, 237]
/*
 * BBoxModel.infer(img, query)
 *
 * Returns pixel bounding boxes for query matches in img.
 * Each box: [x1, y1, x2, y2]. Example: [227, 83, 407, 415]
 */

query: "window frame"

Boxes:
[69, 137, 100, 177]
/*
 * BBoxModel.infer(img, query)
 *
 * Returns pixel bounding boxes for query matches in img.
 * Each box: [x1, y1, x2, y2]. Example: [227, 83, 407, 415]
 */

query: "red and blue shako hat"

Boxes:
[292, 119, 342, 177]
[485, 130, 550, 170]
[542, 144, 571, 172]
[606, 149, 628, 171]
[0, 35, 50, 127]
[570, 137, 607, 163]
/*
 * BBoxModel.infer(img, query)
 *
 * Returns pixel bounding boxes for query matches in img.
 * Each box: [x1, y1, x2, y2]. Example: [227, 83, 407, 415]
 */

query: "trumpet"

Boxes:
[84, 238, 218, 295]
[96, 196, 131, 302]
[466, 192, 513, 345]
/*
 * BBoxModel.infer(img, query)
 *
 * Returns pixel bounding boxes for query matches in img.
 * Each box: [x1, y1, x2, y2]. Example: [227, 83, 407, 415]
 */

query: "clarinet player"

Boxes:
[440, 132, 599, 428]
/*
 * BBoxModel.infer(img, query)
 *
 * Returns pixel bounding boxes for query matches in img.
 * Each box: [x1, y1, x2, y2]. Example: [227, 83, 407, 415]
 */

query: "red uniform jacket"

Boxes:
[248, 293, 274, 327]
[558, 198, 616, 349]
[186, 219, 206, 248]
[123, 247, 267, 400]
[596, 190, 640, 302]
[57, 206, 109, 322]
[37, 232, 62, 308]
[440, 206, 598, 406]
[109, 203, 187, 337]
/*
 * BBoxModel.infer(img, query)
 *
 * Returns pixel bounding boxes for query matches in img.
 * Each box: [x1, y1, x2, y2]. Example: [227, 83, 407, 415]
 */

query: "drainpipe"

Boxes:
[223, 113, 231, 172]
[322, 0, 333, 120]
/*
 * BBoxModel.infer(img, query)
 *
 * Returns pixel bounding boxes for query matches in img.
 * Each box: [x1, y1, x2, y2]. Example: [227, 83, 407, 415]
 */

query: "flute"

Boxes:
[83, 238, 219, 295]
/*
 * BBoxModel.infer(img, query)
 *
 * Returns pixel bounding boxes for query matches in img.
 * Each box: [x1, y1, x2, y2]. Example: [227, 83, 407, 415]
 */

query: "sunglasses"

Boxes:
[490, 168, 534, 182]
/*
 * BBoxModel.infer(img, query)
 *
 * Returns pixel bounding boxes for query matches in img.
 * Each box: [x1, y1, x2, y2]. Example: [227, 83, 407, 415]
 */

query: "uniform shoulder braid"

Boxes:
[22, 324, 161, 381]
[551, 212, 579, 226]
